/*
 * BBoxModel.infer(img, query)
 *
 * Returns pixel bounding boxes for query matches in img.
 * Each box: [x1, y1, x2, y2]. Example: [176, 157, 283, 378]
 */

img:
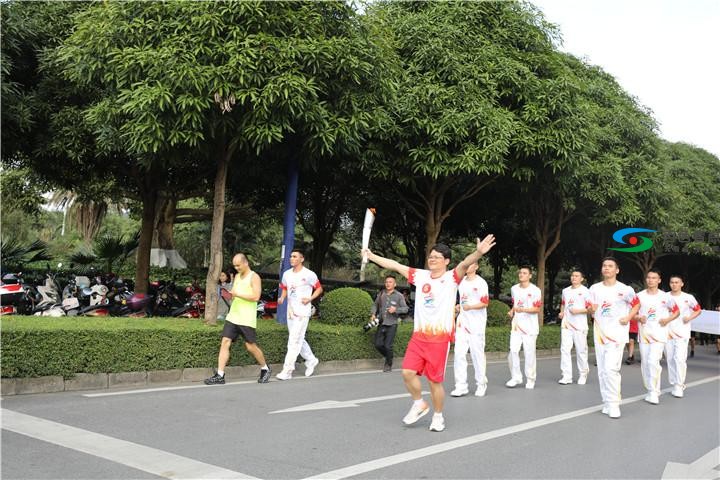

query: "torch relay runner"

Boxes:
[362, 234, 496, 432]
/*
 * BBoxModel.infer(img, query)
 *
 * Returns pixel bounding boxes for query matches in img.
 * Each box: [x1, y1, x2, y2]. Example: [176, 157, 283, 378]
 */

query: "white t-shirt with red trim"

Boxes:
[511, 283, 542, 336]
[408, 268, 461, 342]
[637, 289, 679, 344]
[458, 275, 490, 335]
[280, 266, 321, 319]
[589, 281, 638, 345]
[560, 285, 592, 332]
[668, 292, 701, 339]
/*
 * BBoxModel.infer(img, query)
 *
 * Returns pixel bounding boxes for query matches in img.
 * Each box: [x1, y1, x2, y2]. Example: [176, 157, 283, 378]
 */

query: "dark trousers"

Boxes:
[374, 324, 398, 365]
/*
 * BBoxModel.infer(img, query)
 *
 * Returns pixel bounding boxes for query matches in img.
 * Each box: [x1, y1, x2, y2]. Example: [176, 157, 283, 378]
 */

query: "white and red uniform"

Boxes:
[280, 267, 321, 372]
[590, 281, 638, 409]
[508, 283, 542, 383]
[559, 285, 591, 382]
[403, 268, 461, 383]
[665, 292, 701, 391]
[454, 275, 490, 392]
[637, 290, 679, 397]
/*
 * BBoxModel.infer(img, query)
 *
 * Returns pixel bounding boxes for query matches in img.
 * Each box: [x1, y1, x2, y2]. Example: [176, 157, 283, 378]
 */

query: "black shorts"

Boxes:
[222, 322, 257, 344]
[629, 332, 638, 341]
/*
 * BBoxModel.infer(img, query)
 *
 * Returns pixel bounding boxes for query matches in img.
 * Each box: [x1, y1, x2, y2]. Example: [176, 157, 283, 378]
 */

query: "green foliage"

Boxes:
[318, 287, 374, 325]
[0, 239, 52, 272]
[1, 316, 565, 378]
[487, 299, 511, 327]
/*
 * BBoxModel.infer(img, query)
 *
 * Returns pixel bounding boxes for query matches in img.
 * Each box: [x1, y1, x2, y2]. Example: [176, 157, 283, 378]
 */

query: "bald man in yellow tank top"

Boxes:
[205, 253, 272, 385]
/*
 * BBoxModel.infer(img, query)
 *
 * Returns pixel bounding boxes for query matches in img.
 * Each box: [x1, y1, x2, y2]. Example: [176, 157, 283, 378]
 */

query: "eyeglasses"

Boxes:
[427, 255, 445, 260]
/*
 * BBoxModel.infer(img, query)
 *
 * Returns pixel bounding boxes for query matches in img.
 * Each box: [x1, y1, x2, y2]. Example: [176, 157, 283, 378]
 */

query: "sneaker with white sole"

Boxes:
[475, 384, 487, 397]
[558, 377, 573, 385]
[525, 381, 535, 390]
[276, 370, 293, 381]
[644, 393, 659, 405]
[402, 402, 430, 425]
[450, 387, 469, 397]
[305, 358, 319, 377]
[577, 375, 587, 385]
[505, 378, 522, 388]
[601, 404, 610, 415]
[608, 405, 621, 418]
[671, 386, 684, 398]
[429, 414, 445, 432]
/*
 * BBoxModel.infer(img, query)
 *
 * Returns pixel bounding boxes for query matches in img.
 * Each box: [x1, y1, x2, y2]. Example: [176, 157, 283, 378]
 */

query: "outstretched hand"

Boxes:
[476, 234, 496, 255]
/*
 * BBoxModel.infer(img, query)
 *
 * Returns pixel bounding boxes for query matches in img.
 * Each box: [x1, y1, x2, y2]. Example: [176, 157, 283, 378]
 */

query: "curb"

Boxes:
[0, 348, 576, 397]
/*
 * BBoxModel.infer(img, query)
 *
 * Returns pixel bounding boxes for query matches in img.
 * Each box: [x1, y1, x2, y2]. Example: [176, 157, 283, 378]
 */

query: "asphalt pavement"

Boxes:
[2, 347, 719, 480]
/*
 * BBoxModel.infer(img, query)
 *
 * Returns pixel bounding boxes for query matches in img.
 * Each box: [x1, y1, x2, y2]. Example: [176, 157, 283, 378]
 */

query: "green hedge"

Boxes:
[487, 299, 511, 327]
[0, 316, 568, 378]
[318, 287, 374, 325]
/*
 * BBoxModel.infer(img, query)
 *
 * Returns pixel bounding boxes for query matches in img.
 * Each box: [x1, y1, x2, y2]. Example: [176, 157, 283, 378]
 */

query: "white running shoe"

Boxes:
[644, 393, 659, 405]
[558, 377, 573, 385]
[429, 414, 445, 432]
[276, 370, 293, 381]
[305, 358, 319, 377]
[505, 378, 522, 388]
[525, 381, 535, 390]
[475, 384, 487, 397]
[402, 402, 430, 425]
[450, 387, 469, 397]
[601, 404, 610, 415]
[577, 375, 587, 385]
[671, 386, 684, 398]
[608, 405, 621, 418]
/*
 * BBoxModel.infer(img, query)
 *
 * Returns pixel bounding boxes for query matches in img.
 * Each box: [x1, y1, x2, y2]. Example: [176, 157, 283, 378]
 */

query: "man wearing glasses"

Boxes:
[362, 234, 496, 432]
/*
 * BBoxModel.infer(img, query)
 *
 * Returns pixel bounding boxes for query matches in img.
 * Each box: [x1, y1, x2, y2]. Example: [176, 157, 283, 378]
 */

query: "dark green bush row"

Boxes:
[1, 316, 568, 378]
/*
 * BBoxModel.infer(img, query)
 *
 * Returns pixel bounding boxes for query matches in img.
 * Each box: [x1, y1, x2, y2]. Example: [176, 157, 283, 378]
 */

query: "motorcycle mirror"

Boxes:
[82, 287, 93, 296]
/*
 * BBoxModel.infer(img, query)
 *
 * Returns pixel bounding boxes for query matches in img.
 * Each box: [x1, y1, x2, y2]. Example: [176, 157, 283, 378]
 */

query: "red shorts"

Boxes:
[401, 335, 450, 383]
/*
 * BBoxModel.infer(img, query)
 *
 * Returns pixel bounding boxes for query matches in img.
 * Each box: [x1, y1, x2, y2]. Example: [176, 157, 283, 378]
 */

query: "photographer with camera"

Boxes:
[368, 275, 409, 372]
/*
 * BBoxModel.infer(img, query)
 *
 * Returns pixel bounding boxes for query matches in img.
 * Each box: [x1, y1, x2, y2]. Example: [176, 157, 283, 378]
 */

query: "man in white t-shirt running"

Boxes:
[276, 248, 323, 380]
[557, 270, 591, 385]
[665, 274, 702, 398]
[451, 262, 490, 398]
[505, 266, 543, 390]
[587, 257, 640, 419]
[636, 269, 679, 405]
[363, 234, 496, 433]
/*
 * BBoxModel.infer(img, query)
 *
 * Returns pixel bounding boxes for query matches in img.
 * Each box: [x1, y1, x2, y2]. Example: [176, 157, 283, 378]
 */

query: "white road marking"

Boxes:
[1, 409, 257, 480]
[662, 447, 720, 479]
[81, 356, 562, 398]
[82, 369, 382, 397]
[302, 375, 720, 480]
[269, 391, 430, 414]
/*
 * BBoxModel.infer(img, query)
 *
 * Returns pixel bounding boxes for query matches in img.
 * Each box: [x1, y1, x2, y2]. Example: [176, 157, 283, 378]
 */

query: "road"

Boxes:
[2, 348, 719, 479]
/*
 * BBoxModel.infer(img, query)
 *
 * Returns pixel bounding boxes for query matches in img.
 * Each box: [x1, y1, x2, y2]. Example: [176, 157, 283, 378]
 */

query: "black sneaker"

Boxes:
[258, 366, 272, 384]
[383, 362, 392, 372]
[204, 373, 225, 385]
[625, 356, 635, 365]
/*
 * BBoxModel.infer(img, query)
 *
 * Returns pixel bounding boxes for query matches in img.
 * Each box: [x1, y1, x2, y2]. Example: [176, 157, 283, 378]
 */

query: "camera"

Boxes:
[362, 317, 379, 332]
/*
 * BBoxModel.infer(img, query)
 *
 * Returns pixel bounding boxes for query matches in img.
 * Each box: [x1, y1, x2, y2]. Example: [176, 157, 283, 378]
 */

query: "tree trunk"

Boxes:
[491, 252, 504, 299]
[135, 183, 160, 295]
[204, 144, 232, 325]
[533, 202, 565, 327]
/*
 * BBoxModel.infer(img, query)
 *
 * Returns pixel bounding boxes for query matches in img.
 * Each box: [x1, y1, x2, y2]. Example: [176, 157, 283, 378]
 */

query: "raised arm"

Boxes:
[362, 249, 410, 280]
[455, 234, 496, 278]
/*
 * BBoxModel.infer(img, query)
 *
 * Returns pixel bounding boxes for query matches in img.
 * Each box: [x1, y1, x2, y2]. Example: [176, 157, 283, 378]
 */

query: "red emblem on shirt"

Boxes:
[422, 283, 431, 294]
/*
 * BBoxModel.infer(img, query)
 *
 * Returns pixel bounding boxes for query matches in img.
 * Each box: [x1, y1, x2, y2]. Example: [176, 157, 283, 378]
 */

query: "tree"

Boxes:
[55, 1, 391, 322]
[361, 1, 585, 259]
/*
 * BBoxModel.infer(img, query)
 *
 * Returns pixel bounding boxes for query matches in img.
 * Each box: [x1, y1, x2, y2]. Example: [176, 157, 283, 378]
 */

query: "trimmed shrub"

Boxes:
[0, 316, 565, 378]
[487, 299, 511, 327]
[318, 287, 374, 326]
